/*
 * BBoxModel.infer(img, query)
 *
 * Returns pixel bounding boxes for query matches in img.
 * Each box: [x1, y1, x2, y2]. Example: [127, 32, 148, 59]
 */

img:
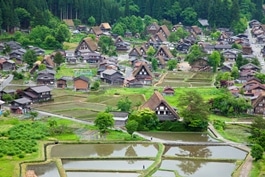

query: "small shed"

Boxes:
[73, 75, 90, 91]
[110, 111, 129, 127]
[162, 86, 175, 96]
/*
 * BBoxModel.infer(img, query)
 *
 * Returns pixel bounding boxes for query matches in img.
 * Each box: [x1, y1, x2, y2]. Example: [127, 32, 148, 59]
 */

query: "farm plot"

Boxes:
[157, 71, 214, 88]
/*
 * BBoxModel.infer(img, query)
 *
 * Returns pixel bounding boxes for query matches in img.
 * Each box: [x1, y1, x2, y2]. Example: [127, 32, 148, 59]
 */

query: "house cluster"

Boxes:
[0, 41, 44, 67]
[1, 85, 53, 114]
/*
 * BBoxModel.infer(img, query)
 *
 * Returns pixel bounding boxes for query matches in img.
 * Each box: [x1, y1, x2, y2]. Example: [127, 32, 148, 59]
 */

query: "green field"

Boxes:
[157, 71, 214, 87]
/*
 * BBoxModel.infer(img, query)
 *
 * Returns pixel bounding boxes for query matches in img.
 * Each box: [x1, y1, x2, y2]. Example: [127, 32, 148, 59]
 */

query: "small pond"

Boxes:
[160, 160, 237, 177]
[63, 159, 154, 170]
[164, 145, 247, 159]
[50, 143, 158, 158]
[66, 172, 140, 177]
[139, 132, 218, 142]
[26, 162, 60, 177]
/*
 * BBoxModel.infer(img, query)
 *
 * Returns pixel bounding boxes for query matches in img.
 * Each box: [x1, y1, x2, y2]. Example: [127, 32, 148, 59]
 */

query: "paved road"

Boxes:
[246, 26, 265, 73]
[0, 74, 13, 91]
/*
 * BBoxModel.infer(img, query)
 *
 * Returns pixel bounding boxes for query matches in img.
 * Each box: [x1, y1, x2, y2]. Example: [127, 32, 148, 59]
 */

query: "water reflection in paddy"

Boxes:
[152, 170, 175, 177]
[27, 162, 60, 177]
[50, 143, 158, 158]
[66, 172, 140, 177]
[63, 160, 154, 170]
[161, 160, 236, 177]
[139, 132, 218, 142]
[164, 145, 247, 159]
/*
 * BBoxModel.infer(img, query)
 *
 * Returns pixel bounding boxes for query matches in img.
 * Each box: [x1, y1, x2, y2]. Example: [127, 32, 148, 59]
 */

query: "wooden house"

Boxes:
[10, 97, 31, 114]
[240, 63, 260, 72]
[146, 22, 160, 35]
[162, 86, 175, 96]
[191, 26, 202, 35]
[128, 47, 142, 58]
[153, 32, 167, 43]
[57, 76, 72, 89]
[155, 45, 174, 61]
[140, 91, 180, 121]
[101, 69, 124, 85]
[75, 37, 98, 56]
[114, 36, 130, 51]
[221, 50, 237, 62]
[157, 25, 171, 38]
[99, 23, 111, 32]
[74, 76, 90, 91]
[252, 93, 265, 114]
[132, 62, 153, 85]
[43, 55, 55, 69]
[82, 52, 104, 63]
[89, 26, 103, 37]
[0, 59, 15, 71]
[190, 58, 211, 72]
[242, 45, 253, 55]
[21, 86, 52, 103]
[36, 69, 55, 85]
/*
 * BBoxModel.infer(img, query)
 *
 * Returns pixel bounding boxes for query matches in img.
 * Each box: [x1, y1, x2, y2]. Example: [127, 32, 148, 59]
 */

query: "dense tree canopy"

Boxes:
[0, 0, 262, 33]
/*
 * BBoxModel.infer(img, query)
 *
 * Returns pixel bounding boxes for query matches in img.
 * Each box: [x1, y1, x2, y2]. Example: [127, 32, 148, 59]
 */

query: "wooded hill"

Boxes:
[0, 0, 264, 32]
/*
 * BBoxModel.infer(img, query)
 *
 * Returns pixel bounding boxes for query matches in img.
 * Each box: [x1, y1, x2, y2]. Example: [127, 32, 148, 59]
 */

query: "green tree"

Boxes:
[151, 58, 158, 71]
[167, 59, 177, 71]
[235, 53, 248, 68]
[177, 91, 210, 131]
[92, 81, 100, 90]
[29, 111, 38, 121]
[231, 66, 239, 79]
[44, 35, 61, 49]
[88, 16, 96, 26]
[186, 44, 204, 64]
[128, 109, 159, 131]
[255, 73, 265, 84]
[23, 50, 37, 68]
[94, 112, 114, 133]
[15, 8, 30, 29]
[146, 46, 156, 57]
[168, 27, 189, 42]
[180, 7, 197, 26]
[251, 144, 264, 160]
[98, 36, 115, 55]
[125, 120, 139, 137]
[2, 93, 14, 102]
[112, 23, 125, 36]
[117, 97, 132, 112]
[55, 24, 71, 43]
[38, 64, 46, 71]
[53, 52, 65, 66]
[209, 51, 221, 72]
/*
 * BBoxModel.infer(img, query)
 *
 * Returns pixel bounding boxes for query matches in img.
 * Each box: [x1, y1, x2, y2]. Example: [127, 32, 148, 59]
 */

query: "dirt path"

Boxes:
[154, 72, 168, 87]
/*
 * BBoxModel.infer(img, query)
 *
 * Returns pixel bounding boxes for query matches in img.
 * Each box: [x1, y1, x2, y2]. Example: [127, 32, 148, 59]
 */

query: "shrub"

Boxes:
[213, 120, 226, 130]
[159, 121, 187, 131]
[18, 154, 25, 158]
[0, 153, 3, 158]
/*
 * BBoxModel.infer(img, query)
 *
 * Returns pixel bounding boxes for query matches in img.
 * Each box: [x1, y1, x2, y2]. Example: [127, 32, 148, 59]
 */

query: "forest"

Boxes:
[0, 0, 264, 33]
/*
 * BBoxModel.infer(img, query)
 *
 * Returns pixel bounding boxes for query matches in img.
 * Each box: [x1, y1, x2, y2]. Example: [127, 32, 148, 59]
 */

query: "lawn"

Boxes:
[55, 64, 74, 79]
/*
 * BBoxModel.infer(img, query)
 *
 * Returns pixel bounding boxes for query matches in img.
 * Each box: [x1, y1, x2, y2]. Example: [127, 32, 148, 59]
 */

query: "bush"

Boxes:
[3, 110, 10, 117]
[18, 154, 25, 158]
[0, 153, 3, 158]
[213, 120, 226, 130]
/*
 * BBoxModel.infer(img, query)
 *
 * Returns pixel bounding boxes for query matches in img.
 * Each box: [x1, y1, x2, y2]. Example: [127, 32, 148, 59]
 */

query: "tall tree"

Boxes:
[177, 91, 210, 131]
[94, 112, 114, 133]
[23, 50, 37, 68]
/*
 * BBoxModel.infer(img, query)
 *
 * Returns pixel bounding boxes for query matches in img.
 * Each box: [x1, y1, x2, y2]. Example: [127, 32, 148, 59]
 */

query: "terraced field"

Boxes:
[157, 71, 214, 88]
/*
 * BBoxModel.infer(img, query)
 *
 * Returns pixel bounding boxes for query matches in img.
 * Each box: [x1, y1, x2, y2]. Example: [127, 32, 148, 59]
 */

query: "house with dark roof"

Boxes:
[74, 76, 90, 91]
[75, 37, 98, 56]
[10, 97, 31, 114]
[240, 63, 260, 72]
[82, 52, 104, 64]
[140, 91, 180, 121]
[101, 69, 124, 85]
[114, 36, 130, 51]
[57, 76, 73, 89]
[36, 69, 55, 85]
[0, 59, 15, 71]
[110, 111, 129, 127]
[21, 86, 52, 103]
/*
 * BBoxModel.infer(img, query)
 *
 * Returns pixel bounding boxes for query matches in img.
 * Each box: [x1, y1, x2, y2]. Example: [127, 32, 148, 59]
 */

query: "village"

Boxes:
[1, 17, 265, 177]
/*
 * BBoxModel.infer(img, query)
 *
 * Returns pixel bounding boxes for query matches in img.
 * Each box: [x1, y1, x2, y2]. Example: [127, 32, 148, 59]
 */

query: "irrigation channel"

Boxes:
[21, 131, 249, 177]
